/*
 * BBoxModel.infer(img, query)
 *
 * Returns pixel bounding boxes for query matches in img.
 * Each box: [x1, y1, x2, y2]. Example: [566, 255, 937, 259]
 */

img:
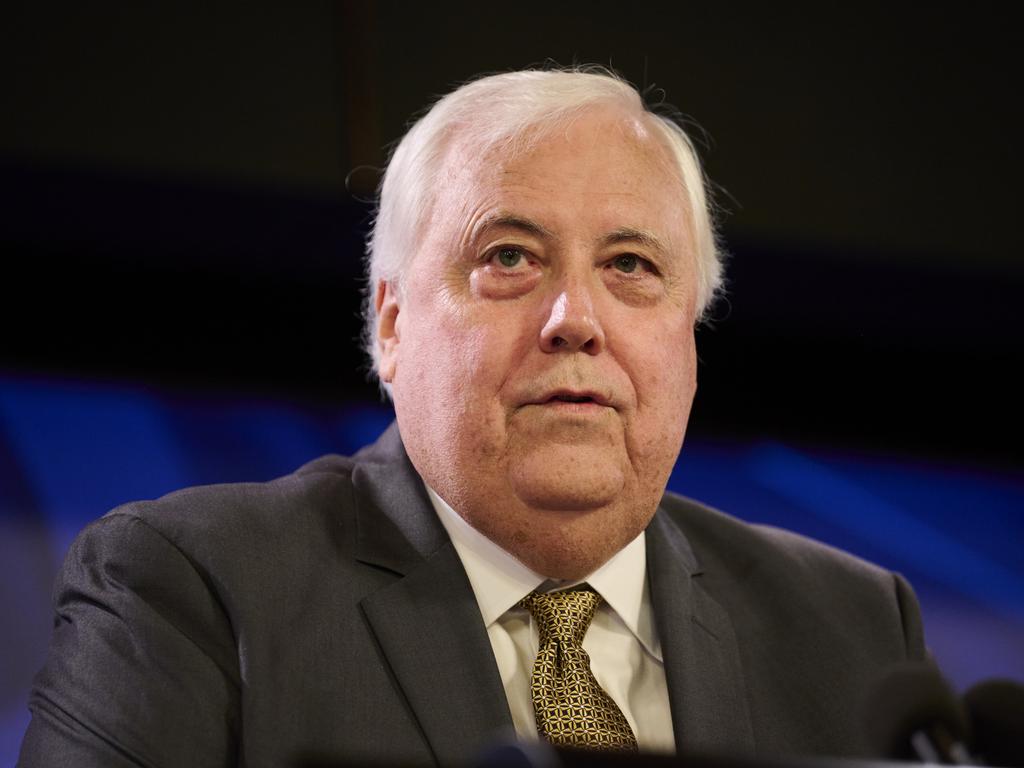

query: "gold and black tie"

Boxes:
[519, 589, 639, 751]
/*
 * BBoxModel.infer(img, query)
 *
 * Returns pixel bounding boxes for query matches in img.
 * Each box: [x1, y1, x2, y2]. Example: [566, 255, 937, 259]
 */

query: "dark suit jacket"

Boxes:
[19, 423, 925, 767]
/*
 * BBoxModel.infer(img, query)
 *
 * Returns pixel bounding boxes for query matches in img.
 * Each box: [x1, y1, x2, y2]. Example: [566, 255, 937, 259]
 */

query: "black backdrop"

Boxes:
[1, 2, 1021, 465]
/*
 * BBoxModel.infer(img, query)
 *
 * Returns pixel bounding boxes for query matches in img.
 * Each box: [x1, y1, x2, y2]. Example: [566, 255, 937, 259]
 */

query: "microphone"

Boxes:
[863, 662, 973, 763]
[964, 678, 1024, 767]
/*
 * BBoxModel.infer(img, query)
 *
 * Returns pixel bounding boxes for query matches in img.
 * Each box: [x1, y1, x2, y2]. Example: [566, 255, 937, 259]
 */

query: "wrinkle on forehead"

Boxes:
[412, 107, 689, 262]
[419, 105, 696, 277]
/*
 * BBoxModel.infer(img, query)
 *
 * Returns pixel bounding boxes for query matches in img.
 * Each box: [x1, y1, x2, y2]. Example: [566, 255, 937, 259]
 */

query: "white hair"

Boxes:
[363, 66, 724, 382]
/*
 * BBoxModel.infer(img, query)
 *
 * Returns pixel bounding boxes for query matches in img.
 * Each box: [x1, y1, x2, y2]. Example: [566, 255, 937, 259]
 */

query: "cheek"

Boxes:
[626, 330, 696, 497]
[633, 321, 696, 395]
[400, 300, 528, 407]
[666, 331, 698, 414]
[625, 324, 697, 451]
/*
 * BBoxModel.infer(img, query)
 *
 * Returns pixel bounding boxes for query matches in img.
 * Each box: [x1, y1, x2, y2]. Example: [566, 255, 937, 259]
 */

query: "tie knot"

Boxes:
[519, 588, 602, 646]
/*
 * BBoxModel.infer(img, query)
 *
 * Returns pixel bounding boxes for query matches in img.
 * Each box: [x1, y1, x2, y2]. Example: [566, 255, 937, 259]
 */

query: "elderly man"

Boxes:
[20, 69, 925, 767]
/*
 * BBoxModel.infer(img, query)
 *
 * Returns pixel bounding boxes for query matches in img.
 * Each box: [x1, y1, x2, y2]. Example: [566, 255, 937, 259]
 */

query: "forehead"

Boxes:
[434, 107, 690, 244]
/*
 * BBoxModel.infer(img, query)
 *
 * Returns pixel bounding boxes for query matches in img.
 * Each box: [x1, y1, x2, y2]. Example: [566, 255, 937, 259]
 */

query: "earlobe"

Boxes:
[376, 280, 401, 383]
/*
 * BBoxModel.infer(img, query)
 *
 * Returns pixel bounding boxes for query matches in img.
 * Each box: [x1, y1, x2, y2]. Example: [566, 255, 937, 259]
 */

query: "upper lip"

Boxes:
[534, 388, 613, 407]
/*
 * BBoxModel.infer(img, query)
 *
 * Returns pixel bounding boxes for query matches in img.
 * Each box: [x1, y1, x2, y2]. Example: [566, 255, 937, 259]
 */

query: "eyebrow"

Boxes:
[471, 213, 555, 242]
[470, 215, 668, 256]
[600, 226, 668, 255]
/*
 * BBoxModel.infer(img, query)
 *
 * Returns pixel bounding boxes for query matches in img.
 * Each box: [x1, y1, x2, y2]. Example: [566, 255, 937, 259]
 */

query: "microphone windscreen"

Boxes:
[862, 662, 970, 760]
[963, 678, 1024, 767]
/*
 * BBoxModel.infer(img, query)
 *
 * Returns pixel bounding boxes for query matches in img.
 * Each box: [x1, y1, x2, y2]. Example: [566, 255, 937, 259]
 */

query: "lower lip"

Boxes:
[537, 400, 609, 414]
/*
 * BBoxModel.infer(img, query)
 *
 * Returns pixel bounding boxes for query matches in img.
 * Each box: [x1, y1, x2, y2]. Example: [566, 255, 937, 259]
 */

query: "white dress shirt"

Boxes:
[428, 487, 675, 753]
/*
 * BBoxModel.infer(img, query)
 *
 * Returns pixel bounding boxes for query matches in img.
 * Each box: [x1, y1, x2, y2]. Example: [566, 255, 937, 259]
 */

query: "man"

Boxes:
[20, 68, 925, 767]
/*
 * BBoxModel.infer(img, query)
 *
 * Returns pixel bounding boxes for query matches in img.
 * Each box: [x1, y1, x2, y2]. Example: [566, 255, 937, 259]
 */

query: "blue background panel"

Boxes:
[1, 375, 1021, 764]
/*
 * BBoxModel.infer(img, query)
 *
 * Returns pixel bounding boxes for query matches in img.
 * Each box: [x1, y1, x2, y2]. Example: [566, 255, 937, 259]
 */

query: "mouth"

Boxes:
[536, 389, 613, 409]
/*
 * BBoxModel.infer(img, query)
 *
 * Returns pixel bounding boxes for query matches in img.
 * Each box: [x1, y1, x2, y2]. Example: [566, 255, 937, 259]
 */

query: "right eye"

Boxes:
[493, 246, 526, 268]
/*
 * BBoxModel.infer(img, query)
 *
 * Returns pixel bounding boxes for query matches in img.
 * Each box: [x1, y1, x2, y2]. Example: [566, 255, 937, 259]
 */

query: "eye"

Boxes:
[612, 254, 640, 273]
[493, 246, 526, 268]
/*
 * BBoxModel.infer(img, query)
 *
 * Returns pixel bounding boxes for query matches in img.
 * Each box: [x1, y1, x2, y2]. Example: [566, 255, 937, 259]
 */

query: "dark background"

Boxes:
[2, 2, 1021, 463]
[1, 2, 1021, 762]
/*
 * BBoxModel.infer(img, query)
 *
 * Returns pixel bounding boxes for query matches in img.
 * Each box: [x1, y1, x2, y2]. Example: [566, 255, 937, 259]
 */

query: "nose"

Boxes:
[539, 277, 606, 354]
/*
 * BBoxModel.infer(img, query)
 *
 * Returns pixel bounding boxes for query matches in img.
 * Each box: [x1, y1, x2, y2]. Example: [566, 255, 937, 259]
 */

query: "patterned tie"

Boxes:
[519, 588, 639, 751]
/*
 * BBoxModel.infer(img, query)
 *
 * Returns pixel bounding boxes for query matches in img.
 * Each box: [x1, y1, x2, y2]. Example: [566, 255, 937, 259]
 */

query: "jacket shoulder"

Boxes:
[106, 452, 356, 535]
[660, 490, 895, 583]
[654, 492, 925, 756]
[656, 490, 924, 658]
[73, 453, 366, 607]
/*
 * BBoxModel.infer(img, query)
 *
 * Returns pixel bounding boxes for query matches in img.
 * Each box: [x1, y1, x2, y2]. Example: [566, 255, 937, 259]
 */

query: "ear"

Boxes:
[375, 279, 401, 383]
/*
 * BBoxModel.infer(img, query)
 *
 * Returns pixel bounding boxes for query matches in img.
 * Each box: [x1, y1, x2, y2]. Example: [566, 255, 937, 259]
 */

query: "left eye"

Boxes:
[494, 247, 525, 268]
[612, 254, 640, 273]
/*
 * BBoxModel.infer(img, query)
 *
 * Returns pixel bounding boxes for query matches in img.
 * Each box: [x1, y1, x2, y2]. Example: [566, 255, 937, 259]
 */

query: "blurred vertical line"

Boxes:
[333, 0, 383, 202]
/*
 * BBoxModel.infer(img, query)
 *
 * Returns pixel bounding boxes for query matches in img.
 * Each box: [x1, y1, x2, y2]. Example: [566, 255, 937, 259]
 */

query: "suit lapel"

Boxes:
[360, 543, 516, 764]
[352, 424, 514, 765]
[647, 510, 755, 756]
[349, 425, 754, 759]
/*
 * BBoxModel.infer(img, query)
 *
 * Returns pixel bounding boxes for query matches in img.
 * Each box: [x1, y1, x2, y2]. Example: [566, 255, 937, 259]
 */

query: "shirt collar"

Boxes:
[427, 486, 662, 661]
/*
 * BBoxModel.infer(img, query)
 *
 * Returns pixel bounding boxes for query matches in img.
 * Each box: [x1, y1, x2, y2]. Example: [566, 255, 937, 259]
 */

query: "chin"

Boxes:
[493, 504, 644, 581]
[507, 457, 627, 512]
